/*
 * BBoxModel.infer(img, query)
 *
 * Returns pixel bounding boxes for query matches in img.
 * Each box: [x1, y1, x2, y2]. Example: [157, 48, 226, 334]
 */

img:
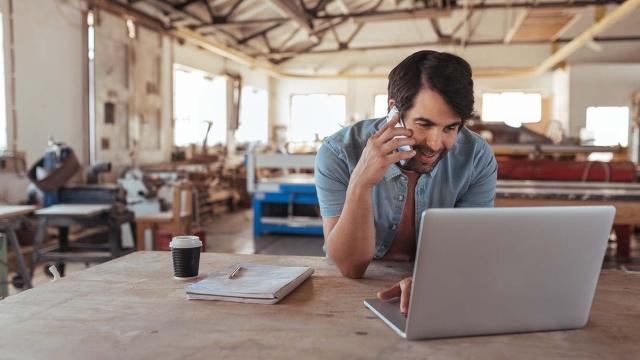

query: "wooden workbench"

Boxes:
[1, 252, 639, 359]
[30, 204, 134, 278]
[0, 206, 37, 219]
[0, 205, 37, 289]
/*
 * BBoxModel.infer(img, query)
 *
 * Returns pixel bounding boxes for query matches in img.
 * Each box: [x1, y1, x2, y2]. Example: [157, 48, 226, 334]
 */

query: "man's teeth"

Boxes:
[420, 150, 438, 157]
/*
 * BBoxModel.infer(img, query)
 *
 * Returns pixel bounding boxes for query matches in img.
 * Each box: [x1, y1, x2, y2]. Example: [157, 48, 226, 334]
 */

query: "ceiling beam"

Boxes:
[237, 22, 284, 45]
[530, 0, 640, 77]
[196, 18, 287, 31]
[504, 10, 529, 44]
[140, 0, 265, 54]
[267, 0, 314, 33]
[429, 19, 444, 40]
[91, 0, 168, 31]
[225, 0, 244, 19]
[273, 0, 385, 64]
[203, 0, 217, 23]
[175, 0, 201, 10]
[275, 27, 301, 50]
[308, 0, 332, 15]
[314, 0, 625, 22]
[335, 8, 452, 23]
[262, 35, 640, 58]
[104, 0, 639, 80]
[333, 0, 350, 15]
[271, 18, 347, 64]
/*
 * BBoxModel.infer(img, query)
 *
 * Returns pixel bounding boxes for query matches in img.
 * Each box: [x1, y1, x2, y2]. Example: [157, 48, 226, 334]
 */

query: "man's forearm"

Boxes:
[326, 182, 376, 278]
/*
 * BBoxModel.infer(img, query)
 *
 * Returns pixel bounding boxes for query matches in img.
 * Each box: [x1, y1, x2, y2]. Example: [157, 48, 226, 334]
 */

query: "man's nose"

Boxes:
[424, 129, 443, 152]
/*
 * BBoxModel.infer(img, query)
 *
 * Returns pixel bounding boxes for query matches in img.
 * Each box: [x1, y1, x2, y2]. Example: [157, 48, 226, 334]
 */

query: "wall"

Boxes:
[274, 78, 388, 129]
[172, 41, 272, 153]
[552, 69, 570, 134]
[0, 0, 86, 203]
[474, 74, 554, 115]
[273, 74, 555, 142]
[9, 0, 86, 164]
[567, 63, 640, 138]
[93, 10, 172, 167]
[173, 42, 270, 90]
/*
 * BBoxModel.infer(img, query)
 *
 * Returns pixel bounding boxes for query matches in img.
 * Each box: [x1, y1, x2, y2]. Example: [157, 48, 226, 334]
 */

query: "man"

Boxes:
[314, 50, 497, 314]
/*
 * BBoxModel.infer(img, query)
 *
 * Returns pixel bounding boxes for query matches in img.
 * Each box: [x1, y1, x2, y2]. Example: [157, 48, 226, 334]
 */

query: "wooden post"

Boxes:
[0, 234, 8, 298]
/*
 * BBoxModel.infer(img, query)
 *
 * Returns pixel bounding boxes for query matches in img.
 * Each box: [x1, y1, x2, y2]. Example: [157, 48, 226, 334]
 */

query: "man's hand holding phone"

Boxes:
[349, 108, 416, 190]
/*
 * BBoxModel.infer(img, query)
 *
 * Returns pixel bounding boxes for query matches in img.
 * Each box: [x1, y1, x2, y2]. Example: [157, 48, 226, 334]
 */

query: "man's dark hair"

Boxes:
[387, 50, 474, 123]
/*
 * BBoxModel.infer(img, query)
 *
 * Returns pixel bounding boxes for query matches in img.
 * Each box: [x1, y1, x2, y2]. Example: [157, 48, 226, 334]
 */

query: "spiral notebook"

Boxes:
[185, 263, 314, 304]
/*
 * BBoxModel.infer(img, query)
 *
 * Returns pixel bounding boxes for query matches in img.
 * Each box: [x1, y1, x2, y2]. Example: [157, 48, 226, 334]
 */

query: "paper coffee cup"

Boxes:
[170, 236, 202, 280]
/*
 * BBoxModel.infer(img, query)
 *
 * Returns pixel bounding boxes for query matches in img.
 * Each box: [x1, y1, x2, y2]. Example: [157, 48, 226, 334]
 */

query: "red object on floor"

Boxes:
[497, 160, 636, 182]
[156, 228, 207, 251]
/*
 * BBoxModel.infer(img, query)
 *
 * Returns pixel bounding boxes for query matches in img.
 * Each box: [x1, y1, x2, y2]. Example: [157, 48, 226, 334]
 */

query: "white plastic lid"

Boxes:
[170, 235, 202, 249]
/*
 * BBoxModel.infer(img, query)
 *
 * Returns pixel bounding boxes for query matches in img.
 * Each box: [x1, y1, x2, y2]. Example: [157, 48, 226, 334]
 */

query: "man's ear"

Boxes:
[387, 99, 396, 113]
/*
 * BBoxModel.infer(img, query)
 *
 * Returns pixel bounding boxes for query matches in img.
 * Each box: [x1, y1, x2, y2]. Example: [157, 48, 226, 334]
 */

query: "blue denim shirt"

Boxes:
[314, 117, 497, 259]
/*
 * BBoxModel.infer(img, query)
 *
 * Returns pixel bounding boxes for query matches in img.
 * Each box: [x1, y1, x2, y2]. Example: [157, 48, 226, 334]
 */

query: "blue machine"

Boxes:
[248, 153, 322, 237]
[42, 145, 61, 207]
[29, 139, 80, 208]
[253, 181, 323, 237]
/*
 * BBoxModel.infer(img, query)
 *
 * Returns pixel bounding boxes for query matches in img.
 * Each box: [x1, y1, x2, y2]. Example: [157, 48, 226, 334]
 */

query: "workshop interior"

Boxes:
[0, 0, 640, 356]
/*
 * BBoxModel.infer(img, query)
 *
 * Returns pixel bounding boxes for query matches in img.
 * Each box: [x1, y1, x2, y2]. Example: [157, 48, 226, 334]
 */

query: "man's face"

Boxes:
[392, 88, 462, 173]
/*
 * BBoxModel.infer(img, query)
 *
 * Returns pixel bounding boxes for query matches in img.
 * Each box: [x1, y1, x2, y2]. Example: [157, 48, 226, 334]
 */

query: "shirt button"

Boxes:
[398, 195, 404, 201]
[391, 224, 397, 230]
[400, 176, 407, 182]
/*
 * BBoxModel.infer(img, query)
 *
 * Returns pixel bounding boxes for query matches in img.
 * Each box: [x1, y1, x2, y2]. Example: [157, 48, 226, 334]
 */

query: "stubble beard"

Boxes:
[399, 149, 447, 174]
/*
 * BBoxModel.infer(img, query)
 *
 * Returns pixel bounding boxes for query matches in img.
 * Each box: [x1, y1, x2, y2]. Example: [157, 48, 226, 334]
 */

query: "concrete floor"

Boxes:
[204, 209, 325, 257]
[5, 208, 639, 296]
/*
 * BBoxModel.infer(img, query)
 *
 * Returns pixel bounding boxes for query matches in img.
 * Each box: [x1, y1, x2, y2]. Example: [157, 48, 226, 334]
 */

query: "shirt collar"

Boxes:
[384, 163, 403, 181]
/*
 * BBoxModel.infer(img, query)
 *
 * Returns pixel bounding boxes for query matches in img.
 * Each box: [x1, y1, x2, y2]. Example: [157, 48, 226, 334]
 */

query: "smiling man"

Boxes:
[314, 50, 497, 314]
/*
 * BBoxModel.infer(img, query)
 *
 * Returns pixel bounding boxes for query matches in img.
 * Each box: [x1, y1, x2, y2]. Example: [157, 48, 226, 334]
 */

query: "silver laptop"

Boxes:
[365, 206, 615, 340]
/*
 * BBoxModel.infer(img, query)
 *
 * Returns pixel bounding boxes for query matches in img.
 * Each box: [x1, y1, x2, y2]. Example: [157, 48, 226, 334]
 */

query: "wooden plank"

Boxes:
[0, 235, 7, 298]
[510, 9, 579, 43]
[495, 198, 640, 224]
[34, 204, 111, 217]
[0, 205, 36, 220]
[1, 252, 639, 358]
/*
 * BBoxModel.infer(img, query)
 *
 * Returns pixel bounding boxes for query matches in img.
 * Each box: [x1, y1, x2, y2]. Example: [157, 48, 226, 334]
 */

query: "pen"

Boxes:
[228, 264, 242, 279]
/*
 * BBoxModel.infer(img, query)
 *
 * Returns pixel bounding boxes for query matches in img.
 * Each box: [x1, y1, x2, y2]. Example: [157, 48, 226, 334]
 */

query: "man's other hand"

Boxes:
[377, 277, 413, 315]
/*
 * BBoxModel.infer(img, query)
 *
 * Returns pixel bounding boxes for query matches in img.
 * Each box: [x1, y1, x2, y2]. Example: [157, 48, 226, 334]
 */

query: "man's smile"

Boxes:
[415, 148, 441, 165]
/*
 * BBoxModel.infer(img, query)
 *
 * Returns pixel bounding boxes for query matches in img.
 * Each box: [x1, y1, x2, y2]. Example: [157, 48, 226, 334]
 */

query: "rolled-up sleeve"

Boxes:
[314, 141, 350, 217]
[455, 142, 497, 208]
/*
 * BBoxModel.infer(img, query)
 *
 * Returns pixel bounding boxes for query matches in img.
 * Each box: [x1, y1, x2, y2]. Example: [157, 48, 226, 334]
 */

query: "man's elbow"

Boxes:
[325, 239, 373, 279]
[334, 259, 370, 279]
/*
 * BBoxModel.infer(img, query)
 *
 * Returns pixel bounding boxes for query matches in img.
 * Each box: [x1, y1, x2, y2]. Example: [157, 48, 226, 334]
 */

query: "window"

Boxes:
[173, 65, 227, 147]
[0, 14, 7, 151]
[585, 106, 629, 147]
[481, 92, 542, 127]
[374, 94, 388, 118]
[290, 94, 346, 142]
[87, 10, 96, 163]
[236, 86, 268, 144]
